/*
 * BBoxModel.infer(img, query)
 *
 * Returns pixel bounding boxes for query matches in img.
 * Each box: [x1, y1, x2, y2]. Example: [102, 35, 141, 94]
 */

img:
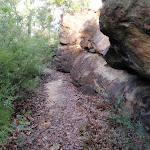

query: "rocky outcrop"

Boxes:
[54, 10, 150, 132]
[58, 10, 110, 55]
[100, 0, 150, 79]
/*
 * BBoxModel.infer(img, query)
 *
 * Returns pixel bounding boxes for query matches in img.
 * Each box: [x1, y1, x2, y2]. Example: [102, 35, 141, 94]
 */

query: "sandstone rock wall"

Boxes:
[100, 0, 150, 79]
[54, 9, 150, 132]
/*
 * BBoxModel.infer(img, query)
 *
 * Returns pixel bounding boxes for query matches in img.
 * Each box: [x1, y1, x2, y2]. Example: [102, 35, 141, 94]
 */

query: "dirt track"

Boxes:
[21, 69, 109, 150]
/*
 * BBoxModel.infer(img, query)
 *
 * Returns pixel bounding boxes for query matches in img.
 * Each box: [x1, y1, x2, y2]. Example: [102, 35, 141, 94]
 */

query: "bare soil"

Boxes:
[19, 69, 110, 150]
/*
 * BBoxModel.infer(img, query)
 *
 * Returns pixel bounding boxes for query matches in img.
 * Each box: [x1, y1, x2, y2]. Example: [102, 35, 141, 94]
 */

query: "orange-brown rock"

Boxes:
[58, 9, 110, 54]
[100, 0, 150, 79]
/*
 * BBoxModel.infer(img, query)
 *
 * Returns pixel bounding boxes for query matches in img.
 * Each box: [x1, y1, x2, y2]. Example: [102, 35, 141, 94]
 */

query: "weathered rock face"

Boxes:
[100, 0, 150, 79]
[58, 10, 110, 55]
[54, 10, 150, 132]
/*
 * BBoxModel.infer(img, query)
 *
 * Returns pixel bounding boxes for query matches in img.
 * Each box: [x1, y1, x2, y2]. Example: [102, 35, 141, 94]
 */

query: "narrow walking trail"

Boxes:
[21, 69, 110, 150]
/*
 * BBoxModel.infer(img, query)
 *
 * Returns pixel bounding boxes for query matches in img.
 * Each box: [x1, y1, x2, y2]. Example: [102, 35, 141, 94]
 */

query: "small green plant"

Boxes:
[10, 115, 30, 147]
[0, 105, 12, 145]
[26, 110, 32, 115]
[106, 92, 150, 149]
[0, 113, 31, 149]
[78, 93, 150, 149]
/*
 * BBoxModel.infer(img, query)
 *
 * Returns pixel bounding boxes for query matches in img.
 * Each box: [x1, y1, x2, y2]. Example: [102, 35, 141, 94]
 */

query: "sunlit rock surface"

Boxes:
[54, 9, 150, 133]
[58, 10, 110, 55]
[100, 0, 150, 79]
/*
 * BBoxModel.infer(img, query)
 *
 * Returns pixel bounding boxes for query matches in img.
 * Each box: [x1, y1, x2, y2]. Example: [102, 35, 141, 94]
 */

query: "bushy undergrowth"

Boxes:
[0, 34, 56, 145]
[0, 1, 58, 145]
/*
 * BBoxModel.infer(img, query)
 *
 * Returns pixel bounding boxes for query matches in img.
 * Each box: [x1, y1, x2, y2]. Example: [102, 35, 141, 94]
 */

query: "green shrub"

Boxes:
[0, 0, 57, 146]
[0, 105, 12, 144]
[0, 33, 56, 145]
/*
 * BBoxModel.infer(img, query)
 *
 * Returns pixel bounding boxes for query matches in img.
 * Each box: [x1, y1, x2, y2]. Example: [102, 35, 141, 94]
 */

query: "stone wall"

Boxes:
[54, 9, 150, 133]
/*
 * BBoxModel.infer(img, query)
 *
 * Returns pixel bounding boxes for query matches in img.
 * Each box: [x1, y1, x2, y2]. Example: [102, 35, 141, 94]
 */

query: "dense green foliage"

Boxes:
[0, 34, 56, 143]
[0, 0, 57, 144]
[52, 0, 91, 12]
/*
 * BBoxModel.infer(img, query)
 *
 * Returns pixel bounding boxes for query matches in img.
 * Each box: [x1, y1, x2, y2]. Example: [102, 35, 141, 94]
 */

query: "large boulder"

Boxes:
[100, 0, 150, 79]
[55, 45, 150, 133]
[54, 9, 150, 132]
